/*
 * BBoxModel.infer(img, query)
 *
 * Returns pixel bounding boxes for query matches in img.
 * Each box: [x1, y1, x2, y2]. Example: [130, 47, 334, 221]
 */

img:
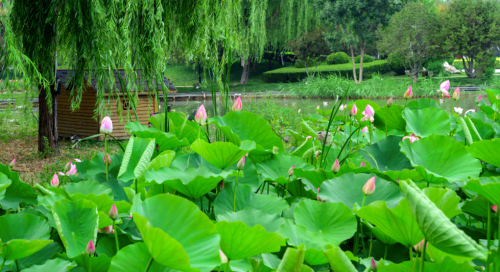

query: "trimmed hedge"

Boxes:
[354, 55, 374, 63]
[327, 52, 350, 65]
[263, 60, 389, 83]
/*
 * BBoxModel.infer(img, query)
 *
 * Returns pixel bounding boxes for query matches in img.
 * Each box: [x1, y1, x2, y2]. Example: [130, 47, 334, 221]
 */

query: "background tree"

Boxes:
[287, 27, 330, 80]
[376, 2, 437, 83]
[437, 0, 500, 79]
[316, 0, 401, 84]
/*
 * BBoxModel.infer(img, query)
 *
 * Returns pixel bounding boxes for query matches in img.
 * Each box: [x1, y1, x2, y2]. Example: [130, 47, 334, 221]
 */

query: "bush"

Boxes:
[262, 60, 390, 83]
[326, 52, 350, 65]
[388, 54, 406, 75]
[294, 57, 318, 68]
[354, 55, 374, 63]
[426, 59, 445, 76]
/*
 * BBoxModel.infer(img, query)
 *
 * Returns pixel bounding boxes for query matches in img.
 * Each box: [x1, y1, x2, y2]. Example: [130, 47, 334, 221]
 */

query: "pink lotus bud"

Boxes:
[109, 204, 118, 220]
[350, 104, 358, 116]
[101, 225, 114, 234]
[317, 105, 320, 110]
[298, 109, 301, 114]
[100, 116, 113, 134]
[339, 104, 346, 111]
[387, 96, 393, 107]
[232, 96, 242, 111]
[360, 161, 366, 167]
[51, 173, 59, 187]
[332, 159, 340, 173]
[492, 205, 498, 213]
[288, 165, 295, 177]
[440, 80, 450, 92]
[477, 95, 482, 103]
[86, 240, 96, 255]
[237, 156, 245, 170]
[441, 90, 450, 98]
[362, 176, 376, 195]
[453, 87, 460, 101]
[9, 159, 16, 168]
[402, 133, 419, 144]
[195, 104, 207, 125]
[129, 213, 133, 218]
[104, 153, 112, 166]
[361, 105, 375, 122]
[220, 250, 228, 264]
[64, 162, 72, 171]
[74, 158, 81, 163]
[404, 86, 413, 99]
[317, 188, 324, 202]
[218, 180, 224, 191]
[396, 178, 400, 185]
[413, 239, 426, 253]
[362, 126, 369, 133]
[58, 172, 65, 176]
[370, 259, 377, 272]
[66, 163, 77, 176]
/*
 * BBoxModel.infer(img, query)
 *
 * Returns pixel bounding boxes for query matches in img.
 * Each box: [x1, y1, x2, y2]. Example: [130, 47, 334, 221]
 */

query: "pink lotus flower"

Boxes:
[237, 156, 245, 170]
[101, 225, 114, 234]
[332, 159, 340, 173]
[441, 90, 450, 98]
[439, 80, 450, 92]
[477, 95, 482, 103]
[9, 159, 16, 168]
[362, 176, 376, 195]
[51, 173, 59, 187]
[387, 96, 393, 107]
[109, 204, 118, 220]
[100, 116, 113, 134]
[492, 205, 498, 213]
[195, 104, 207, 125]
[361, 105, 375, 122]
[453, 87, 460, 101]
[64, 162, 72, 171]
[104, 153, 112, 166]
[362, 126, 369, 133]
[370, 259, 377, 272]
[465, 109, 475, 116]
[404, 86, 413, 99]
[350, 104, 358, 116]
[74, 158, 81, 163]
[413, 239, 426, 253]
[360, 161, 366, 167]
[403, 133, 419, 144]
[317, 188, 325, 202]
[86, 240, 96, 255]
[306, 136, 312, 140]
[58, 172, 65, 176]
[316, 105, 320, 110]
[232, 96, 242, 111]
[220, 250, 228, 264]
[288, 165, 295, 176]
[66, 163, 77, 176]
[129, 213, 133, 218]
[339, 104, 347, 111]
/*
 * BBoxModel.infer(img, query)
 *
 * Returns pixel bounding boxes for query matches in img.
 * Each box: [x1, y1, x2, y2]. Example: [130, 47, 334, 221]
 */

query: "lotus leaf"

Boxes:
[403, 107, 451, 137]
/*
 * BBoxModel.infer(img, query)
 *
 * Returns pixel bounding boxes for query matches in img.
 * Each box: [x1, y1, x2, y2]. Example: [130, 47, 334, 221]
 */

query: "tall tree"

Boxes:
[316, 0, 401, 83]
[437, 0, 500, 79]
[376, 2, 437, 83]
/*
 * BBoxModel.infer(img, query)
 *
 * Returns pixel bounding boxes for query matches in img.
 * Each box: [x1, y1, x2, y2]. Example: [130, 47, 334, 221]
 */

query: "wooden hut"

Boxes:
[56, 69, 176, 140]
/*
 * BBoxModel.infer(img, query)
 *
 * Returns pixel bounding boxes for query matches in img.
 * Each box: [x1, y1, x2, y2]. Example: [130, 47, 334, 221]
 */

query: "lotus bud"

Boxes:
[492, 205, 498, 213]
[350, 104, 358, 116]
[288, 165, 295, 177]
[237, 156, 245, 170]
[477, 95, 481, 103]
[195, 104, 208, 125]
[387, 96, 393, 107]
[317, 188, 324, 202]
[232, 96, 242, 111]
[315, 150, 321, 160]
[362, 126, 369, 133]
[100, 116, 113, 134]
[360, 161, 366, 167]
[272, 146, 279, 154]
[66, 163, 77, 176]
[9, 159, 16, 168]
[442, 90, 450, 98]
[440, 80, 450, 92]
[453, 87, 460, 101]
[332, 159, 340, 173]
[104, 153, 112, 166]
[298, 109, 301, 114]
[129, 213, 133, 218]
[404, 86, 413, 99]
[51, 173, 59, 187]
[316, 105, 320, 110]
[218, 180, 224, 191]
[64, 162, 72, 171]
[74, 158, 81, 163]
[396, 178, 400, 185]
[370, 259, 377, 272]
[413, 239, 426, 253]
[101, 225, 114, 234]
[109, 204, 118, 220]
[362, 176, 376, 195]
[220, 250, 228, 264]
[86, 240, 96, 255]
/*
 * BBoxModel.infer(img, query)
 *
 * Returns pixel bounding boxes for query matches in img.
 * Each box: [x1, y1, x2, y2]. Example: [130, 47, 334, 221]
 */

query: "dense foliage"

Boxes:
[288, 28, 330, 79]
[354, 55, 374, 64]
[327, 52, 350, 65]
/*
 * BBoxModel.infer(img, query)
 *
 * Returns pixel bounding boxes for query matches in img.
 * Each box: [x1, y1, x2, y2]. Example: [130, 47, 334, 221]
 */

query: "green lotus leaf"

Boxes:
[20, 258, 76, 272]
[108, 243, 168, 272]
[224, 159, 260, 190]
[362, 222, 397, 245]
[118, 137, 156, 182]
[150, 112, 206, 144]
[145, 165, 238, 199]
[384, 169, 422, 183]
[65, 179, 113, 198]
[467, 139, 500, 168]
[462, 194, 490, 217]
[52, 199, 99, 258]
[400, 135, 482, 183]
[276, 246, 305, 272]
[217, 207, 285, 232]
[400, 180, 487, 261]
[293, 168, 335, 188]
[469, 111, 500, 134]
[455, 117, 496, 141]
[86, 153, 123, 179]
[96, 235, 132, 258]
[406, 98, 441, 110]
[125, 121, 189, 151]
[359, 136, 412, 172]
[71, 193, 131, 228]
[191, 139, 255, 169]
[464, 177, 500, 207]
[217, 220, 286, 261]
[403, 107, 450, 137]
[145, 150, 176, 171]
[257, 154, 314, 184]
[279, 220, 330, 265]
[426, 242, 474, 264]
[15, 242, 63, 270]
[0, 213, 50, 242]
[319, 173, 402, 210]
[323, 245, 357, 272]
[0, 163, 37, 210]
[70, 252, 111, 272]
[131, 194, 220, 271]
[376, 256, 475, 272]
[290, 137, 314, 159]
[213, 183, 289, 215]
[210, 111, 284, 151]
[373, 105, 406, 132]
[0, 172, 11, 193]
[2, 239, 53, 261]
[294, 199, 357, 246]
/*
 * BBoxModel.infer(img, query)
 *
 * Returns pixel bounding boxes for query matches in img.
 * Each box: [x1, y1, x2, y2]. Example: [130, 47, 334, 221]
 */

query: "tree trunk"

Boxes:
[350, 45, 358, 84]
[252, 61, 257, 72]
[239, 58, 251, 84]
[268, 58, 273, 71]
[358, 41, 367, 84]
[38, 86, 57, 157]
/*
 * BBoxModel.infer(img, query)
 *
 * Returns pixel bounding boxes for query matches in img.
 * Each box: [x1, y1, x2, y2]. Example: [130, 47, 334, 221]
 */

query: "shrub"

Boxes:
[426, 60, 445, 76]
[354, 55, 374, 63]
[294, 57, 318, 68]
[326, 52, 350, 65]
[388, 54, 406, 75]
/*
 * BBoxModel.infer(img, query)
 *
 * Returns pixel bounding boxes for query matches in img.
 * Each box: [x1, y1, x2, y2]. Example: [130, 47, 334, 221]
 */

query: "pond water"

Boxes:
[164, 95, 483, 117]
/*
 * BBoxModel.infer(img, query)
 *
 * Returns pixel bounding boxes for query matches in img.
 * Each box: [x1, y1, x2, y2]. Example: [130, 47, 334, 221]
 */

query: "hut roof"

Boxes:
[56, 69, 177, 93]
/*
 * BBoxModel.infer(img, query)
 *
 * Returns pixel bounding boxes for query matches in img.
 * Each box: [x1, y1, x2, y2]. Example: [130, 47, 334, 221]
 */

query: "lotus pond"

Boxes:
[1, 87, 500, 272]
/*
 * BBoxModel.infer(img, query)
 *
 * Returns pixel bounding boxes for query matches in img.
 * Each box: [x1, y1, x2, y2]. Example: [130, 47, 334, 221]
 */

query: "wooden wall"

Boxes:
[57, 86, 99, 138]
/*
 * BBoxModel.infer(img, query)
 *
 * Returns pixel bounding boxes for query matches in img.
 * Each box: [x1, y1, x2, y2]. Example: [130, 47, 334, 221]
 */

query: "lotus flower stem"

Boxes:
[144, 257, 154, 272]
[205, 123, 211, 143]
[113, 220, 120, 251]
[384, 244, 388, 260]
[353, 218, 360, 256]
[0, 259, 5, 272]
[409, 247, 414, 266]
[419, 239, 426, 272]
[360, 194, 368, 257]
[487, 200, 492, 271]
[224, 261, 230, 272]
[368, 232, 373, 257]
[233, 171, 240, 212]
[89, 257, 92, 272]
[105, 134, 109, 181]
[385, 108, 388, 138]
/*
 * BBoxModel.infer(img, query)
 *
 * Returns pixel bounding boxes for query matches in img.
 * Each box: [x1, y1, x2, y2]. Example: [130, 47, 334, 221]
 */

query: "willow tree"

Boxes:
[236, 0, 320, 84]
[3, 0, 234, 156]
